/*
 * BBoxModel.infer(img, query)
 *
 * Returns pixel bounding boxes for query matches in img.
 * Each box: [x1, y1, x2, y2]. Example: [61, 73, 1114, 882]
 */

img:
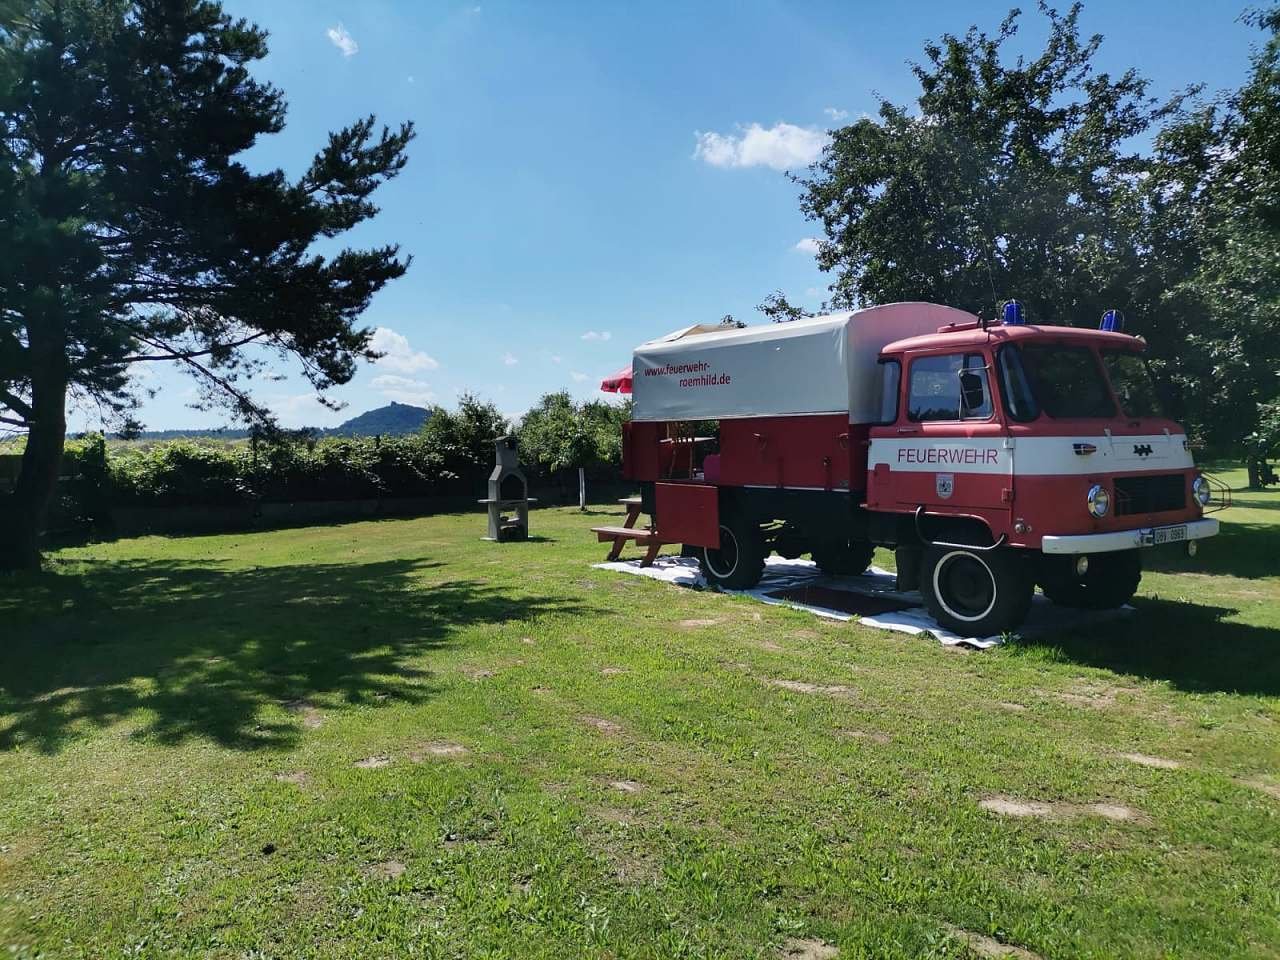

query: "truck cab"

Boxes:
[868, 321, 1219, 632]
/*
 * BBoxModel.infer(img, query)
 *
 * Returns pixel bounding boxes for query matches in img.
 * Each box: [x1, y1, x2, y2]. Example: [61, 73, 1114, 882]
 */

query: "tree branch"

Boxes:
[114, 331, 271, 364]
[0, 414, 31, 428]
[0, 388, 33, 420]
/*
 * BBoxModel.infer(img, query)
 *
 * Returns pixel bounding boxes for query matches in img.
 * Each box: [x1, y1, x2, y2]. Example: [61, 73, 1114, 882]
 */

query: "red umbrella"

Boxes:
[600, 364, 633, 394]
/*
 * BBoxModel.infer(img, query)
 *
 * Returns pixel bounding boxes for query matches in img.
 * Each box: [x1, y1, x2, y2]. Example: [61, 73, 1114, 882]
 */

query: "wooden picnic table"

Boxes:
[591, 495, 673, 567]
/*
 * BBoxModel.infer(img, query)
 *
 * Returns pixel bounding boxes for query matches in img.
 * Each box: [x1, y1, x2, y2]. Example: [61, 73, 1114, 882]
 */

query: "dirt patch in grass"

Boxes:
[461, 667, 494, 680]
[766, 678, 856, 700]
[980, 796, 1144, 823]
[600, 667, 628, 676]
[282, 699, 324, 729]
[1119, 752, 1181, 770]
[758, 639, 784, 652]
[1050, 682, 1142, 710]
[409, 741, 469, 761]
[365, 860, 406, 880]
[608, 779, 643, 793]
[581, 715, 624, 736]
[996, 702, 1028, 713]
[678, 618, 722, 628]
[520, 636, 536, 645]
[1240, 777, 1280, 801]
[354, 755, 391, 769]
[275, 770, 310, 786]
[837, 729, 891, 745]
[940, 922, 1043, 959]
[593, 807, 635, 826]
[780, 937, 839, 959]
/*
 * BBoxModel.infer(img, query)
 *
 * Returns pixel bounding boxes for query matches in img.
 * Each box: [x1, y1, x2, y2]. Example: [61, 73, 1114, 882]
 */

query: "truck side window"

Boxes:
[878, 359, 900, 423]
[908, 353, 991, 421]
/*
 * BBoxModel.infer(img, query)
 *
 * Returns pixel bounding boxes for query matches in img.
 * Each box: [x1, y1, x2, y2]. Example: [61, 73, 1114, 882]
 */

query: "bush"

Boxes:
[99, 395, 513, 508]
[28, 392, 629, 516]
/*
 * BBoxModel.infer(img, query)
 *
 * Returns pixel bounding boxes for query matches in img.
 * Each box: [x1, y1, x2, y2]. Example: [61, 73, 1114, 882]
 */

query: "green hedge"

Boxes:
[33, 393, 631, 525]
[105, 433, 486, 507]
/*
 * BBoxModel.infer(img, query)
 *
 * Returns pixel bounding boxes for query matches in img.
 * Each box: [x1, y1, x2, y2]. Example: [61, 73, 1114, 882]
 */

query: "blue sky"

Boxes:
[79, 0, 1262, 432]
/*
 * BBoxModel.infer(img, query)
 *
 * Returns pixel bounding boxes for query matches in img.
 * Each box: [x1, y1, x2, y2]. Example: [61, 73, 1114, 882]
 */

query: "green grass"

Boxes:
[1, 469, 1277, 959]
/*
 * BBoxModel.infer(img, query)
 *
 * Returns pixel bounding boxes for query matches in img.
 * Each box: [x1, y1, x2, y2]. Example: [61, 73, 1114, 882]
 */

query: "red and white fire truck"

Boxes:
[603, 301, 1222, 635]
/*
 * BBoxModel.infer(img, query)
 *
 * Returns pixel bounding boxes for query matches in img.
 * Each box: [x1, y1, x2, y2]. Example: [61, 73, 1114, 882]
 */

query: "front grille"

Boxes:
[1114, 473, 1185, 516]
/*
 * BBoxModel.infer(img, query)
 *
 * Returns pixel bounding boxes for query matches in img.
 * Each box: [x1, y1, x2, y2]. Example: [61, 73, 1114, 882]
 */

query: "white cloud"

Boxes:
[823, 107, 849, 122]
[326, 23, 358, 57]
[502, 352, 518, 366]
[570, 371, 589, 382]
[370, 374, 421, 390]
[693, 122, 829, 171]
[369, 327, 439, 374]
[580, 330, 612, 342]
[551, 354, 563, 364]
[794, 237, 822, 255]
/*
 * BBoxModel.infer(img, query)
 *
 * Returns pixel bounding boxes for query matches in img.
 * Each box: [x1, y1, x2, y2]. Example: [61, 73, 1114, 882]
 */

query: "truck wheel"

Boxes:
[1039, 551, 1142, 610]
[811, 539, 876, 576]
[699, 510, 765, 589]
[921, 544, 1033, 636]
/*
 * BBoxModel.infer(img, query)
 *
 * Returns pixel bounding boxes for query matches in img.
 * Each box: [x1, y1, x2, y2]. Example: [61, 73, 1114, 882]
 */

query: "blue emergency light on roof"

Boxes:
[1002, 300, 1026, 325]
[1100, 309, 1125, 332]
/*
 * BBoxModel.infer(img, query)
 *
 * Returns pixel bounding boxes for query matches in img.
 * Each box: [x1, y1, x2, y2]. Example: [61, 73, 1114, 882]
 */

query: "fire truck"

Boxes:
[602, 301, 1222, 636]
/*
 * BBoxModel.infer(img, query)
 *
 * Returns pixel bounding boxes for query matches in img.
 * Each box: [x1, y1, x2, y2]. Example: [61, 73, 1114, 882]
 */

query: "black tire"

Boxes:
[1038, 550, 1142, 610]
[699, 510, 766, 589]
[921, 544, 1034, 636]
[810, 538, 876, 576]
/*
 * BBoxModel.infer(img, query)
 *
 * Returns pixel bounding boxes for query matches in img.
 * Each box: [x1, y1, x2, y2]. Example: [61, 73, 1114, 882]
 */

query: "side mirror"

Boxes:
[959, 371, 985, 413]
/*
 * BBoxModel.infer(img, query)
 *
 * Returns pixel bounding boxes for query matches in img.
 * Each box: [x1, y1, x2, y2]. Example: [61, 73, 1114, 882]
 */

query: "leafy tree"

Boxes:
[518, 391, 631, 480]
[419, 394, 509, 486]
[1151, 7, 1280, 470]
[0, 0, 413, 569]
[796, 4, 1183, 326]
[757, 290, 812, 323]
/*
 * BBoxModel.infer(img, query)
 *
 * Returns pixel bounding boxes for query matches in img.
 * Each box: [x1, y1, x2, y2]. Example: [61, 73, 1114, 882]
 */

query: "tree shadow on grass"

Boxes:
[1013, 595, 1280, 697]
[0, 557, 584, 754]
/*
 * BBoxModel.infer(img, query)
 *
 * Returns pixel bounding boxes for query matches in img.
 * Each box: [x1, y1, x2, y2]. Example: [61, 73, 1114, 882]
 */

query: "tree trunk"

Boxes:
[1247, 457, 1261, 490]
[0, 370, 68, 572]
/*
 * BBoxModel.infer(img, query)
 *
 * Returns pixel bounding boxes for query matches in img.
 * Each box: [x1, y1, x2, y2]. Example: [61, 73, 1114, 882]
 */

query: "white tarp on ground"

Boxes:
[593, 555, 1131, 649]
[631, 302, 978, 424]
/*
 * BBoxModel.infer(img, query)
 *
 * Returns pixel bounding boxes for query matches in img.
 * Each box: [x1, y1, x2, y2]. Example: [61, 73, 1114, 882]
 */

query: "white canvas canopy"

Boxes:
[631, 302, 978, 423]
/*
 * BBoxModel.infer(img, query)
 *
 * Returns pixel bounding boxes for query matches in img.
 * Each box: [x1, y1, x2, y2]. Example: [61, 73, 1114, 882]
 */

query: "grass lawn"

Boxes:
[1, 469, 1277, 959]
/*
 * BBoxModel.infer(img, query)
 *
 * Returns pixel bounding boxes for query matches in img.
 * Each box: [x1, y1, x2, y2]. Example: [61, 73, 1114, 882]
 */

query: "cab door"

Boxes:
[868, 350, 1013, 517]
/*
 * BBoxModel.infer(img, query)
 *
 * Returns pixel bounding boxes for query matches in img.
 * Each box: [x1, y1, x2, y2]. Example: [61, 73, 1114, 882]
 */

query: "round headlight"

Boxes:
[1087, 484, 1110, 518]
[1192, 475, 1212, 507]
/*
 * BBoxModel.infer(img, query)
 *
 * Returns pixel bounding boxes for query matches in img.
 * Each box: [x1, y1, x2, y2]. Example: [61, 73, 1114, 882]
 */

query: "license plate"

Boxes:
[1151, 525, 1187, 545]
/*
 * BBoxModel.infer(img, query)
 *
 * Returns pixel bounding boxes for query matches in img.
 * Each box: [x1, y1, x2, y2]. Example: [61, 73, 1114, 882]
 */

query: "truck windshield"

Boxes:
[1102, 349, 1165, 418]
[998, 343, 1116, 420]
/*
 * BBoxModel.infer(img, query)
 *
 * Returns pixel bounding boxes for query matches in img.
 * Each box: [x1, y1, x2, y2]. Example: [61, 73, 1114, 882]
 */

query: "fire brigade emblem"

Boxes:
[936, 473, 955, 499]
[1133, 443, 1153, 457]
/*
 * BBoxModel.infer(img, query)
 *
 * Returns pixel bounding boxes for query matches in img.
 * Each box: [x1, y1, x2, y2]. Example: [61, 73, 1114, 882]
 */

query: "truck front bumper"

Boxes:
[1040, 518, 1219, 556]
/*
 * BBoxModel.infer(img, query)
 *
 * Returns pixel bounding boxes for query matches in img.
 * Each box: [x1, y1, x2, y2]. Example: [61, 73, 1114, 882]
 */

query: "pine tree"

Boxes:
[0, 0, 414, 569]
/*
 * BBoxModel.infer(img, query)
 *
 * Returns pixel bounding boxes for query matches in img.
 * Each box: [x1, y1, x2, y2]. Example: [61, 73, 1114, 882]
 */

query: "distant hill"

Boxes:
[328, 402, 432, 437]
[96, 402, 432, 441]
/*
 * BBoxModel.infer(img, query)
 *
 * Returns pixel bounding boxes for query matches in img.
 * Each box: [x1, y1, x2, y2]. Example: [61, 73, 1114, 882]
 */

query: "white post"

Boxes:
[578, 466, 586, 511]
